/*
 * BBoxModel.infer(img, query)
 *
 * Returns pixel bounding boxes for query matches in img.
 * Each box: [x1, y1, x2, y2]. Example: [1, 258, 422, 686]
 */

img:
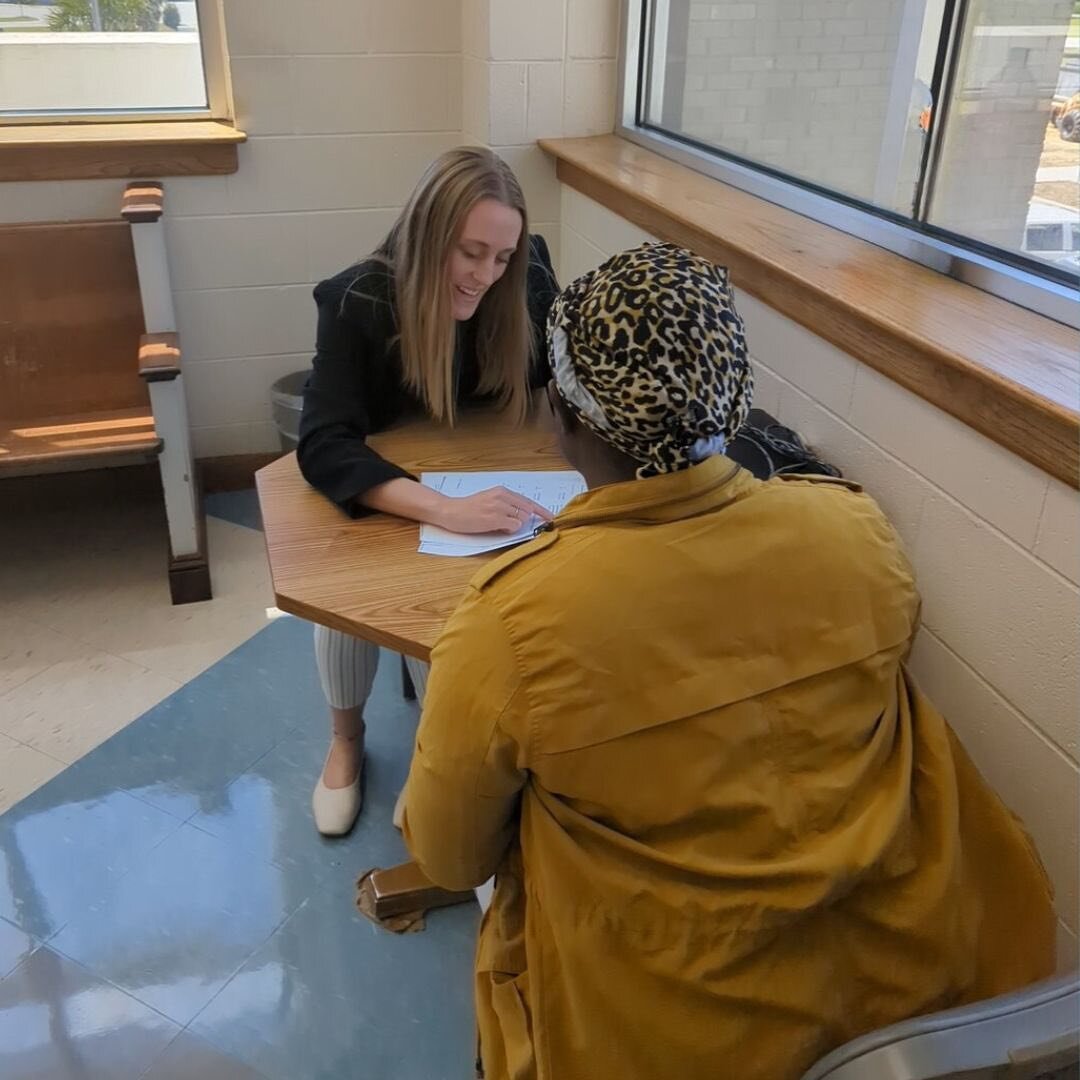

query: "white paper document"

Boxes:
[418, 470, 586, 557]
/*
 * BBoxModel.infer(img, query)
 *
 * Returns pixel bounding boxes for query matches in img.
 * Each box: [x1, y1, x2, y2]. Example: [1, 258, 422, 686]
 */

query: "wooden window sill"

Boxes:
[539, 135, 1080, 489]
[0, 120, 246, 182]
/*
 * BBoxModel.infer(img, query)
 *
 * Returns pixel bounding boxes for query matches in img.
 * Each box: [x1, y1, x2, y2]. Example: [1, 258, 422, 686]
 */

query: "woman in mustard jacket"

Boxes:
[402, 243, 1056, 1080]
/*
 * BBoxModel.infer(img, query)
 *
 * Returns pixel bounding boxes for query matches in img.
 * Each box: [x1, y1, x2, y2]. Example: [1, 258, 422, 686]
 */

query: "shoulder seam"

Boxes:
[777, 473, 863, 493]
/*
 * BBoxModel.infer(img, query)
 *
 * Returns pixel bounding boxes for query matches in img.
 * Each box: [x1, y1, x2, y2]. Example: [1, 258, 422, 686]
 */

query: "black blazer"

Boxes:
[297, 234, 559, 515]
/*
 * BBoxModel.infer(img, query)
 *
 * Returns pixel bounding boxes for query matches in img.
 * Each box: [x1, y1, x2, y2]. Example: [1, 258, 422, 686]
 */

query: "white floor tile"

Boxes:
[0, 732, 66, 814]
[0, 618, 90, 699]
[0, 651, 181, 764]
[116, 607, 272, 686]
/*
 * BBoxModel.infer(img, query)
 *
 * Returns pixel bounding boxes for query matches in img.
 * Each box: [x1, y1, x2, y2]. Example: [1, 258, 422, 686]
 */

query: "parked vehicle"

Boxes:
[1051, 91, 1080, 141]
[1023, 199, 1080, 268]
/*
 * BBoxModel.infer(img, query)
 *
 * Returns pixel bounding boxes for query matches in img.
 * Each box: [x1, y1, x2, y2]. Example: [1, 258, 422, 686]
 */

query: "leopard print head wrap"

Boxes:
[547, 242, 753, 479]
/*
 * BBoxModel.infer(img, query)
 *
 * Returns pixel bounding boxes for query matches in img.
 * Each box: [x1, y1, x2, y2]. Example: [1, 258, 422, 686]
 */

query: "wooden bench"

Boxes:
[0, 182, 211, 603]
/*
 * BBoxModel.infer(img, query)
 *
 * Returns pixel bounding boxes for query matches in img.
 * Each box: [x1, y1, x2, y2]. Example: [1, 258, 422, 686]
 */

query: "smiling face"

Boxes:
[447, 197, 523, 321]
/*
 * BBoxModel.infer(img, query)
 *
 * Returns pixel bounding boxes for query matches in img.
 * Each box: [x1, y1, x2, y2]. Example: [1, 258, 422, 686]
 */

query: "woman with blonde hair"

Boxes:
[298, 146, 558, 836]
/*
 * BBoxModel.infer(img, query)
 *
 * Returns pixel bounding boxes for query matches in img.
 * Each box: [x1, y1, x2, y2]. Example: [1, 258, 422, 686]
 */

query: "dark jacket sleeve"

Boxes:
[296, 269, 412, 517]
[526, 234, 559, 389]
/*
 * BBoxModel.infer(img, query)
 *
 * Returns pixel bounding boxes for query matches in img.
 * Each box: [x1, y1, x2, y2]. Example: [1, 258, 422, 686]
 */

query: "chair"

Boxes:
[800, 974, 1079, 1080]
[0, 182, 209, 603]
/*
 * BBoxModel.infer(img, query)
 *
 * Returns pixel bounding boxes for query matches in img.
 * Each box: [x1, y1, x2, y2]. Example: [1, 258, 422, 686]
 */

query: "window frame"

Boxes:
[617, 0, 1080, 330]
[0, 0, 233, 127]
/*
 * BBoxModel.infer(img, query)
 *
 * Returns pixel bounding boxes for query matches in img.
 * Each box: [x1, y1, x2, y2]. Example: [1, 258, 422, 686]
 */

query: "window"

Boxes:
[0, 0, 229, 120]
[623, 0, 1080, 323]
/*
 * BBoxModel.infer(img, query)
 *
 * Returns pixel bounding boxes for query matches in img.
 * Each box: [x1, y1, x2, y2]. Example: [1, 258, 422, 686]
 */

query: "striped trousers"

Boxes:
[313, 624, 429, 710]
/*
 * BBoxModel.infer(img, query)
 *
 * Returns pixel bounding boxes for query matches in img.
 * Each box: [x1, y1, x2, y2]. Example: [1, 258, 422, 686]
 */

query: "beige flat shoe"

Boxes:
[392, 784, 407, 832]
[312, 759, 364, 837]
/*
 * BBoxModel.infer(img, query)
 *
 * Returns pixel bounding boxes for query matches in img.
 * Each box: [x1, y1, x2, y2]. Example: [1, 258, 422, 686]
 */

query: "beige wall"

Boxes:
[461, 0, 621, 275]
[561, 185, 1080, 969]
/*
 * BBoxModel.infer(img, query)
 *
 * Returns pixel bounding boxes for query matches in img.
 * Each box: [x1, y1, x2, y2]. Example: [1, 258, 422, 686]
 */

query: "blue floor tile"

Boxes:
[187, 730, 409, 902]
[141, 1031, 269, 1079]
[0, 775, 181, 940]
[189, 649, 422, 899]
[50, 823, 303, 1027]
[0, 607, 484, 1077]
[0, 916, 37, 979]
[47, 617, 319, 821]
[0, 946, 180, 1080]
[206, 489, 264, 532]
[192, 888, 479, 1080]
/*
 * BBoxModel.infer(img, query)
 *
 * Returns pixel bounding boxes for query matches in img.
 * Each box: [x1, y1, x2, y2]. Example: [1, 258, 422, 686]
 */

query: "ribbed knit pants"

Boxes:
[312, 625, 429, 709]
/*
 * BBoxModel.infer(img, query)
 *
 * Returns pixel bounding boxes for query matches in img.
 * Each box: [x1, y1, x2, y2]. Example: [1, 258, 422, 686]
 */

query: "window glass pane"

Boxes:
[927, 0, 1079, 271]
[0, 0, 208, 115]
[642, 0, 947, 213]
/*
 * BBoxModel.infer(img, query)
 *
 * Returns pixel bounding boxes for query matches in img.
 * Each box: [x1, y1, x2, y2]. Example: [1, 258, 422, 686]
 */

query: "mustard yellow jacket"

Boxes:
[404, 457, 1055, 1080]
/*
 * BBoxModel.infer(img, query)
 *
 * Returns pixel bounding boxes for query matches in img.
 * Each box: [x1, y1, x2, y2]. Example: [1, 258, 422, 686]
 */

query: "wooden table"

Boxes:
[256, 408, 564, 660]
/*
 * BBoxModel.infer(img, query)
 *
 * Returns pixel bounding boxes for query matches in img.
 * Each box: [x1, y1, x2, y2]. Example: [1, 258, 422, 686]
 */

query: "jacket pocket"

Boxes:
[482, 969, 536, 1080]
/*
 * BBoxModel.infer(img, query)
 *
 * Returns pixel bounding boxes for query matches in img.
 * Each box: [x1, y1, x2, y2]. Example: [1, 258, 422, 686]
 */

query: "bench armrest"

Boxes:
[121, 181, 164, 223]
[138, 332, 181, 382]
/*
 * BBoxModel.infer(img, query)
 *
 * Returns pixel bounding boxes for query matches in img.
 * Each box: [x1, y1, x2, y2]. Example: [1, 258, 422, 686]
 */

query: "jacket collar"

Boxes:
[551, 455, 758, 532]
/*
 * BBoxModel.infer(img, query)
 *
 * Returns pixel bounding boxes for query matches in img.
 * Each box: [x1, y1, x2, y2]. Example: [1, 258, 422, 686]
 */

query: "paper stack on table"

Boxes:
[419, 470, 586, 557]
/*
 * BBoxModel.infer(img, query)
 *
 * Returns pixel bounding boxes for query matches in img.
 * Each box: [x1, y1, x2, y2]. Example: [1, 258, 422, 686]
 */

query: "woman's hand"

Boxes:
[360, 477, 553, 534]
[436, 486, 553, 535]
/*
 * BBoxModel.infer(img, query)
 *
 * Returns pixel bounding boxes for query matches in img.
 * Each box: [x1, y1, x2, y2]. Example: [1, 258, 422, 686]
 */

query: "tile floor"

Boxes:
[0, 474, 479, 1079]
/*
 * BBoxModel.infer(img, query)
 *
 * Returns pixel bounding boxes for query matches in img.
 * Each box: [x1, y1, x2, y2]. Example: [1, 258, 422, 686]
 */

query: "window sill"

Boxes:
[0, 119, 246, 182]
[539, 135, 1080, 490]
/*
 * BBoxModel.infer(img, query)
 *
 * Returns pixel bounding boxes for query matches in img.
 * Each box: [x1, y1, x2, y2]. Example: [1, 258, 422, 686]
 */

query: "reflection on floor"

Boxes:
[0, 484, 478, 1079]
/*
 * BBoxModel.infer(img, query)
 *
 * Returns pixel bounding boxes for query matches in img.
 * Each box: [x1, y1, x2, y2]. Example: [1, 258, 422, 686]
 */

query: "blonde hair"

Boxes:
[374, 146, 533, 425]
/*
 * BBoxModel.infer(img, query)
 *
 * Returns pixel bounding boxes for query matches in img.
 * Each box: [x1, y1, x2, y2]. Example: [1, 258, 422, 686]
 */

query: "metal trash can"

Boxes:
[270, 370, 310, 453]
